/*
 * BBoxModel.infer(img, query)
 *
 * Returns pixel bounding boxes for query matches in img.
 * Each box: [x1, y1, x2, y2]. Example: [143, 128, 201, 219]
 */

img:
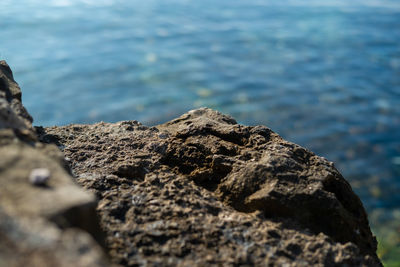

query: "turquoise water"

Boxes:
[1, 0, 400, 261]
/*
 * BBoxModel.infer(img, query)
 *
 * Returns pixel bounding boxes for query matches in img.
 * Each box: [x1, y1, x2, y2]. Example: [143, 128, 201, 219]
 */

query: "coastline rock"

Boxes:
[0, 61, 35, 142]
[0, 61, 109, 267]
[41, 109, 381, 266]
[1, 60, 382, 266]
[0, 61, 32, 124]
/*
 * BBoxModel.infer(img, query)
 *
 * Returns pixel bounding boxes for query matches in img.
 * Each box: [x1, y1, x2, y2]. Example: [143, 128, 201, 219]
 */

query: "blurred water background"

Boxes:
[1, 0, 399, 264]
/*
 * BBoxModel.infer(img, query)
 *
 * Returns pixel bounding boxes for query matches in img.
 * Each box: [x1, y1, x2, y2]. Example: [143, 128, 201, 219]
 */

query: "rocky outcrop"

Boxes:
[0, 61, 109, 267]
[41, 114, 381, 266]
[1, 61, 382, 266]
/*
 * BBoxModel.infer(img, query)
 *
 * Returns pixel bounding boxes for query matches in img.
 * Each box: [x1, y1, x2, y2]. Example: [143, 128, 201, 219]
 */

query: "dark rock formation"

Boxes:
[0, 61, 109, 267]
[1, 61, 382, 266]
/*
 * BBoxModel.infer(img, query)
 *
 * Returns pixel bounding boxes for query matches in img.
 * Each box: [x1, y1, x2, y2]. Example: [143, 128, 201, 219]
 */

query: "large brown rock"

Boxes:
[40, 108, 382, 266]
[1, 60, 381, 266]
[0, 61, 109, 267]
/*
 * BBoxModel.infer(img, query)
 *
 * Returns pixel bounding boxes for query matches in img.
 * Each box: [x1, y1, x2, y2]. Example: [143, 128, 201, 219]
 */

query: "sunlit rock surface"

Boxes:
[0, 61, 108, 267]
[42, 110, 381, 266]
[1, 61, 381, 266]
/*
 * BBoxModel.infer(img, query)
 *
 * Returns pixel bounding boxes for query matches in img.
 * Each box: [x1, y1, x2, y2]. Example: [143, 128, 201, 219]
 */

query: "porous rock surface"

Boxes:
[40, 109, 382, 266]
[0, 61, 109, 267]
[1, 60, 382, 266]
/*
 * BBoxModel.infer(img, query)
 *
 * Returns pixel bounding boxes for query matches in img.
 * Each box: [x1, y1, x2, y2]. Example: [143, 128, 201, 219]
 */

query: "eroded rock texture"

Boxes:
[40, 108, 382, 266]
[1, 60, 381, 266]
[0, 61, 109, 267]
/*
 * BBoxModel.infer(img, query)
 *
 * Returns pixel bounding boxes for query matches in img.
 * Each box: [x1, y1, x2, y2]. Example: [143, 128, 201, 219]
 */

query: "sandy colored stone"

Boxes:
[0, 61, 110, 267]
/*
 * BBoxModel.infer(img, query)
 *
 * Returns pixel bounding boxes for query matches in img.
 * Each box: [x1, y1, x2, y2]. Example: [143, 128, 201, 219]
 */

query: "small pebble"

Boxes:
[29, 168, 51, 186]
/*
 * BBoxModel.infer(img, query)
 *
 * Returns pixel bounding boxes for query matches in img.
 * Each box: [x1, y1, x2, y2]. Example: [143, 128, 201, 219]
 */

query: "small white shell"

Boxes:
[29, 168, 51, 186]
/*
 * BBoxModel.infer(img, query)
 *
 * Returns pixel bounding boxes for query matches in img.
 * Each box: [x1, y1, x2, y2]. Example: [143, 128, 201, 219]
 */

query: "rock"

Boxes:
[0, 61, 109, 267]
[0, 60, 33, 124]
[1, 60, 382, 266]
[29, 168, 51, 186]
[0, 61, 35, 142]
[41, 109, 382, 266]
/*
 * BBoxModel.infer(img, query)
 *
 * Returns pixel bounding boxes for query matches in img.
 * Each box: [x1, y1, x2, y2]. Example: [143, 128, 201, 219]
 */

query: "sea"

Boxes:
[1, 0, 399, 263]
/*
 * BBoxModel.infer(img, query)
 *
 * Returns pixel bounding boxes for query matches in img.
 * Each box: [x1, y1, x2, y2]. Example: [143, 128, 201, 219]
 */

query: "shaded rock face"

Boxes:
[0, 61, 109, 267]
[41, 109, 381, 266]
[0, 61, 35, 142]
[0, 61, 32, 124]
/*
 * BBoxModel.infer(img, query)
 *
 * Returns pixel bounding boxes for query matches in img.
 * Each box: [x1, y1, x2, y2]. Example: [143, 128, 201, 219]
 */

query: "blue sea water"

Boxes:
[1, 0, 400, 258]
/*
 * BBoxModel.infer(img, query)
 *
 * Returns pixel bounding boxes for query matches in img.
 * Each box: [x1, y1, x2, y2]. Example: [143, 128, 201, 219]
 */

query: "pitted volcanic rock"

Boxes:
[40, 108, 381, 266]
